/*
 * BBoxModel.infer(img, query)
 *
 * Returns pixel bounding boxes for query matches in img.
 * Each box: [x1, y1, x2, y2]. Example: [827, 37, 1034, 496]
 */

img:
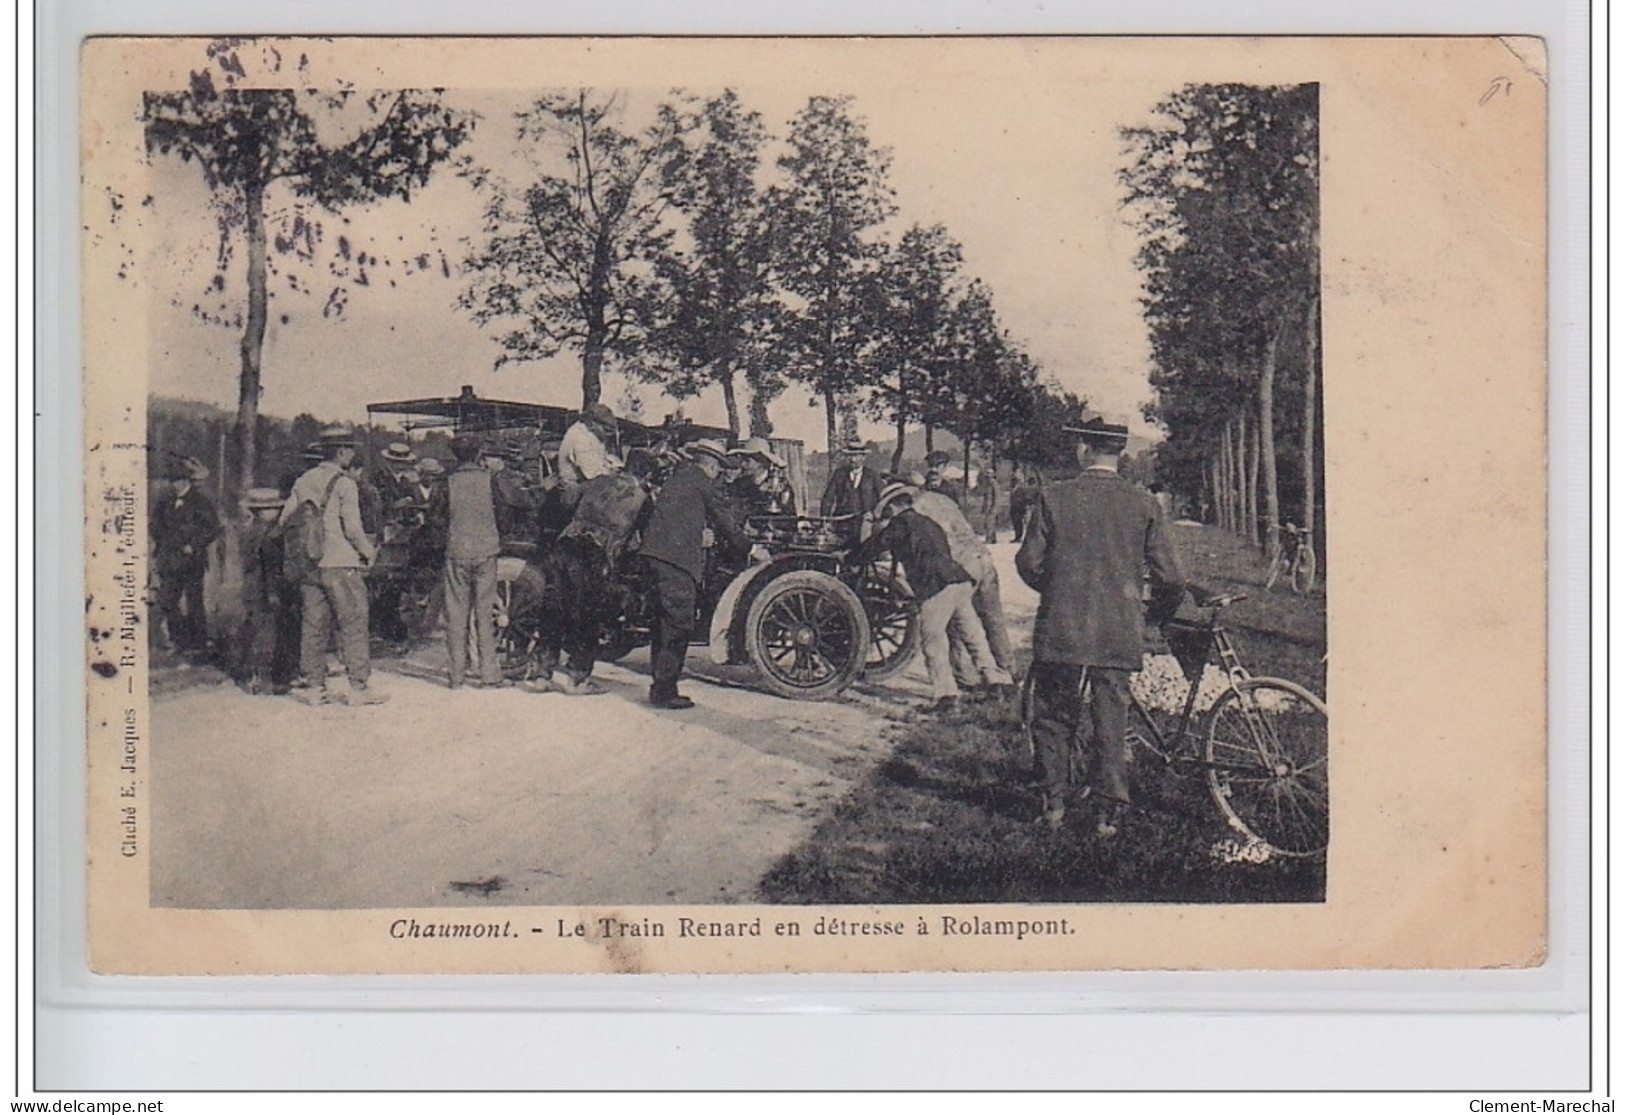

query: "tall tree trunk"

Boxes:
[719, 363, 740, 440]
[1243, 405, 1261, 546]
[823, 384, 839, 456]
[581, 339, 605, 406]
[1260, 320, 1283, 560]
[962, 434, 973, 495]
[747, 383, 773, 438]
[924, 424, 935, 455]
[891, 408, 907, 474]
[1304, 293, 1321, 564]
[235, 178, 268, 509]
[1217, 423, 1230, 531]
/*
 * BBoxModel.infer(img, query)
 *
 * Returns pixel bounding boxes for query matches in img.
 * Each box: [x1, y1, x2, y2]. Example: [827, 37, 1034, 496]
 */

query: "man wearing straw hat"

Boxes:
[1016, 416, 1183, 834]
[726, 437, 790, 516]
[281, 425, 387, 706]
[818, 437, 885, 536]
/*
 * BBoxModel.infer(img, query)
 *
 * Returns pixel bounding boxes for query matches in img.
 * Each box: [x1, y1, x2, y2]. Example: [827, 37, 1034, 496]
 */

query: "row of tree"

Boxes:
[459, 88, 1081, 479]
[144, 50, 1088, 513]
[1121, 82, 1324, 559]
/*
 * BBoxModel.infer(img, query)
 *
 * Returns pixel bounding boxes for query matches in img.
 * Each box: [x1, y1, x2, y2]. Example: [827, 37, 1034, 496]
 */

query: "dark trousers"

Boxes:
[537, 536, 611, 683]
[645, 557, 697, 700]
[157, 563, 208, 649]
[1030, 661, 1132, 803]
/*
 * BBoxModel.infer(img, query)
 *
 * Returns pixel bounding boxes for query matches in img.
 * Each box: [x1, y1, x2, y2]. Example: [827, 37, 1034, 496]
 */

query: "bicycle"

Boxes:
[1019, 589, 1328, 857]
[1264, 522, 1317, 595]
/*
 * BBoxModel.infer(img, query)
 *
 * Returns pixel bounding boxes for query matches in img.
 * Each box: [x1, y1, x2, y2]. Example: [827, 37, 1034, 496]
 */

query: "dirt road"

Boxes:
[150, 544, 1041, 910]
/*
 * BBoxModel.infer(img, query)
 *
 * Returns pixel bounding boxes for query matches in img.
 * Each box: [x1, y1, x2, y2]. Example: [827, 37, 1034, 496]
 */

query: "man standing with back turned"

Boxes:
[1016, 417, 1183, 835]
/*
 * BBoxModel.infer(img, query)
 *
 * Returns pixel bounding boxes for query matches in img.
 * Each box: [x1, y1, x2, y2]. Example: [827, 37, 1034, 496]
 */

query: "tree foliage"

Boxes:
[770, 95, 897, 454]
[143, 41, 471, 510]
[648, 91, 783, 437]
[1121, 83, 1320, 546]
[460, 90, 691, 406]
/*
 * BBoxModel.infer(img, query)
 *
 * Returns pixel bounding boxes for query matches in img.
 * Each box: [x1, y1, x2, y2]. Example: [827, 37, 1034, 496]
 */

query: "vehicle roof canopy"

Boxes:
[365, 385, 734, 447]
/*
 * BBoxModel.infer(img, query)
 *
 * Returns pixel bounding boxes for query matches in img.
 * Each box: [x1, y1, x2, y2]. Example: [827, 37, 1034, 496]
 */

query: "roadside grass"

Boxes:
[757, 522, 1328, 906]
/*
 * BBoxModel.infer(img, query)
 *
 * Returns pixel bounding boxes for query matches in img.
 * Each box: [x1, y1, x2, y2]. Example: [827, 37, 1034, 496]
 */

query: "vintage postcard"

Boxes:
[81, 35, 1546, 974]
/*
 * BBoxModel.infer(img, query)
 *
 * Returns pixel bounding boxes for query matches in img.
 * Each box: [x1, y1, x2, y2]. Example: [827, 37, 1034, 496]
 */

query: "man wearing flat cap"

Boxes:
[819, 438, 885, 538]
[1016, 416, 1183, 834]
[151, 457, 219, 653]
[638, 439, 766, 709]
[558, 401, 624, 488]
[280, 425, 387, 706]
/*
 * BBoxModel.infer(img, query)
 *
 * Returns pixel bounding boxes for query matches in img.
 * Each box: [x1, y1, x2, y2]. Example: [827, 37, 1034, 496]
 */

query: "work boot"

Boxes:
[650, 690, 694, 710]
[342, 684, 390, 706]
[555, 675, 607, 696]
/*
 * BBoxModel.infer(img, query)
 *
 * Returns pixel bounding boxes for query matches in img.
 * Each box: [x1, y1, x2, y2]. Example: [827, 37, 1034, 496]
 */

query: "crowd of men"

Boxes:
[151, 406, 1183, 835]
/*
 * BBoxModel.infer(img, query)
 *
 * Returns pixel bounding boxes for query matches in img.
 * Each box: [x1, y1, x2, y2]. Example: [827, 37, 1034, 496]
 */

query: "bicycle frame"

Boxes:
[1127, 613, 1251, 773]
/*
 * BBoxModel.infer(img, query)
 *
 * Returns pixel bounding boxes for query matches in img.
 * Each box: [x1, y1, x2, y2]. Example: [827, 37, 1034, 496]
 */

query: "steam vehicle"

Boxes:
[365, 387, 919, 700]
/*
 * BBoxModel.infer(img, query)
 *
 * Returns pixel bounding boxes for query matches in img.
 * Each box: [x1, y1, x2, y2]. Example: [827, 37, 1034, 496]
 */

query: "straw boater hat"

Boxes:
[243, 487, 285, 511]
[730, 436, 785, 469]
[840, 438, 869, 457]
[381, 441, 416, 464]
[686, 438, 729, 465]
[415, 457, 445, 477]
[318, 425, 357, 448]
[301, 441, 325, 463]
[875, 480, 913, 518]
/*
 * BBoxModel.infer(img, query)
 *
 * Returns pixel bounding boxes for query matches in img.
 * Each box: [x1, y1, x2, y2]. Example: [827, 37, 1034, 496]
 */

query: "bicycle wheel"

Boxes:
[1291, 546, 1318, 595]
[1204, 677, 1328, 856]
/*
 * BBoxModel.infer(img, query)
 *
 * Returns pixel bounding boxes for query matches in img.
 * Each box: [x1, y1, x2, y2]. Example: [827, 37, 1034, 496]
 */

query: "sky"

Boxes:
[138, 39, 1210, 448]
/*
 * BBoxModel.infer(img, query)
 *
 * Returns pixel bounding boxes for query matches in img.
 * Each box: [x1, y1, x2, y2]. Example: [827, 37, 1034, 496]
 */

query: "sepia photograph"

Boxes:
[81, 35, 1544, 974]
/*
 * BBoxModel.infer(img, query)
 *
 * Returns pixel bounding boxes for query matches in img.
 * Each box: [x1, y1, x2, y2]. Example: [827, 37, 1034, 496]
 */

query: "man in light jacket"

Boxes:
[281, 426, 387, 706]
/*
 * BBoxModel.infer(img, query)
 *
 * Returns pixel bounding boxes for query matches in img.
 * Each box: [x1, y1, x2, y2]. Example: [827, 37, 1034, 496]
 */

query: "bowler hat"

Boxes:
[924, 450, 952, 468]
[169, 457, 209, 482]
[839, 438, 869, 456]
[582, 402, 616, 428]
[301, 441, 325, 463]
[415, 457, 445, 477]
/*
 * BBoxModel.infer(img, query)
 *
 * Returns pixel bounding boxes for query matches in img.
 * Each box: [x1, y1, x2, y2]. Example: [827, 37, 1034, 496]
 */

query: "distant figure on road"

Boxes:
[1009, 468, 1040, 543]
[979, 466, 1001, 543]
[1016, 417, 1183, 834]
[236, 487, 293, 694]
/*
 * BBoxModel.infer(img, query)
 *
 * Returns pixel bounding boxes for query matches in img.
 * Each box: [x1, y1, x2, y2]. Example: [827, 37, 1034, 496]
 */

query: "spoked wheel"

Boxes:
[1204, 677, 1329, 856]
[744, 570, 870, 700]
[492, 556, 548, 679]
[855, 562, 919, 681]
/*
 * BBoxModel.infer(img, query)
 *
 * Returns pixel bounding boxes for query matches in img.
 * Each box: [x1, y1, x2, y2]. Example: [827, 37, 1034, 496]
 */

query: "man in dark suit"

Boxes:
[1016, 418, 1184, 834]
[639, 439, 765, 709]
[152, 459, 219, 652]
[819, 438, 885, 538]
